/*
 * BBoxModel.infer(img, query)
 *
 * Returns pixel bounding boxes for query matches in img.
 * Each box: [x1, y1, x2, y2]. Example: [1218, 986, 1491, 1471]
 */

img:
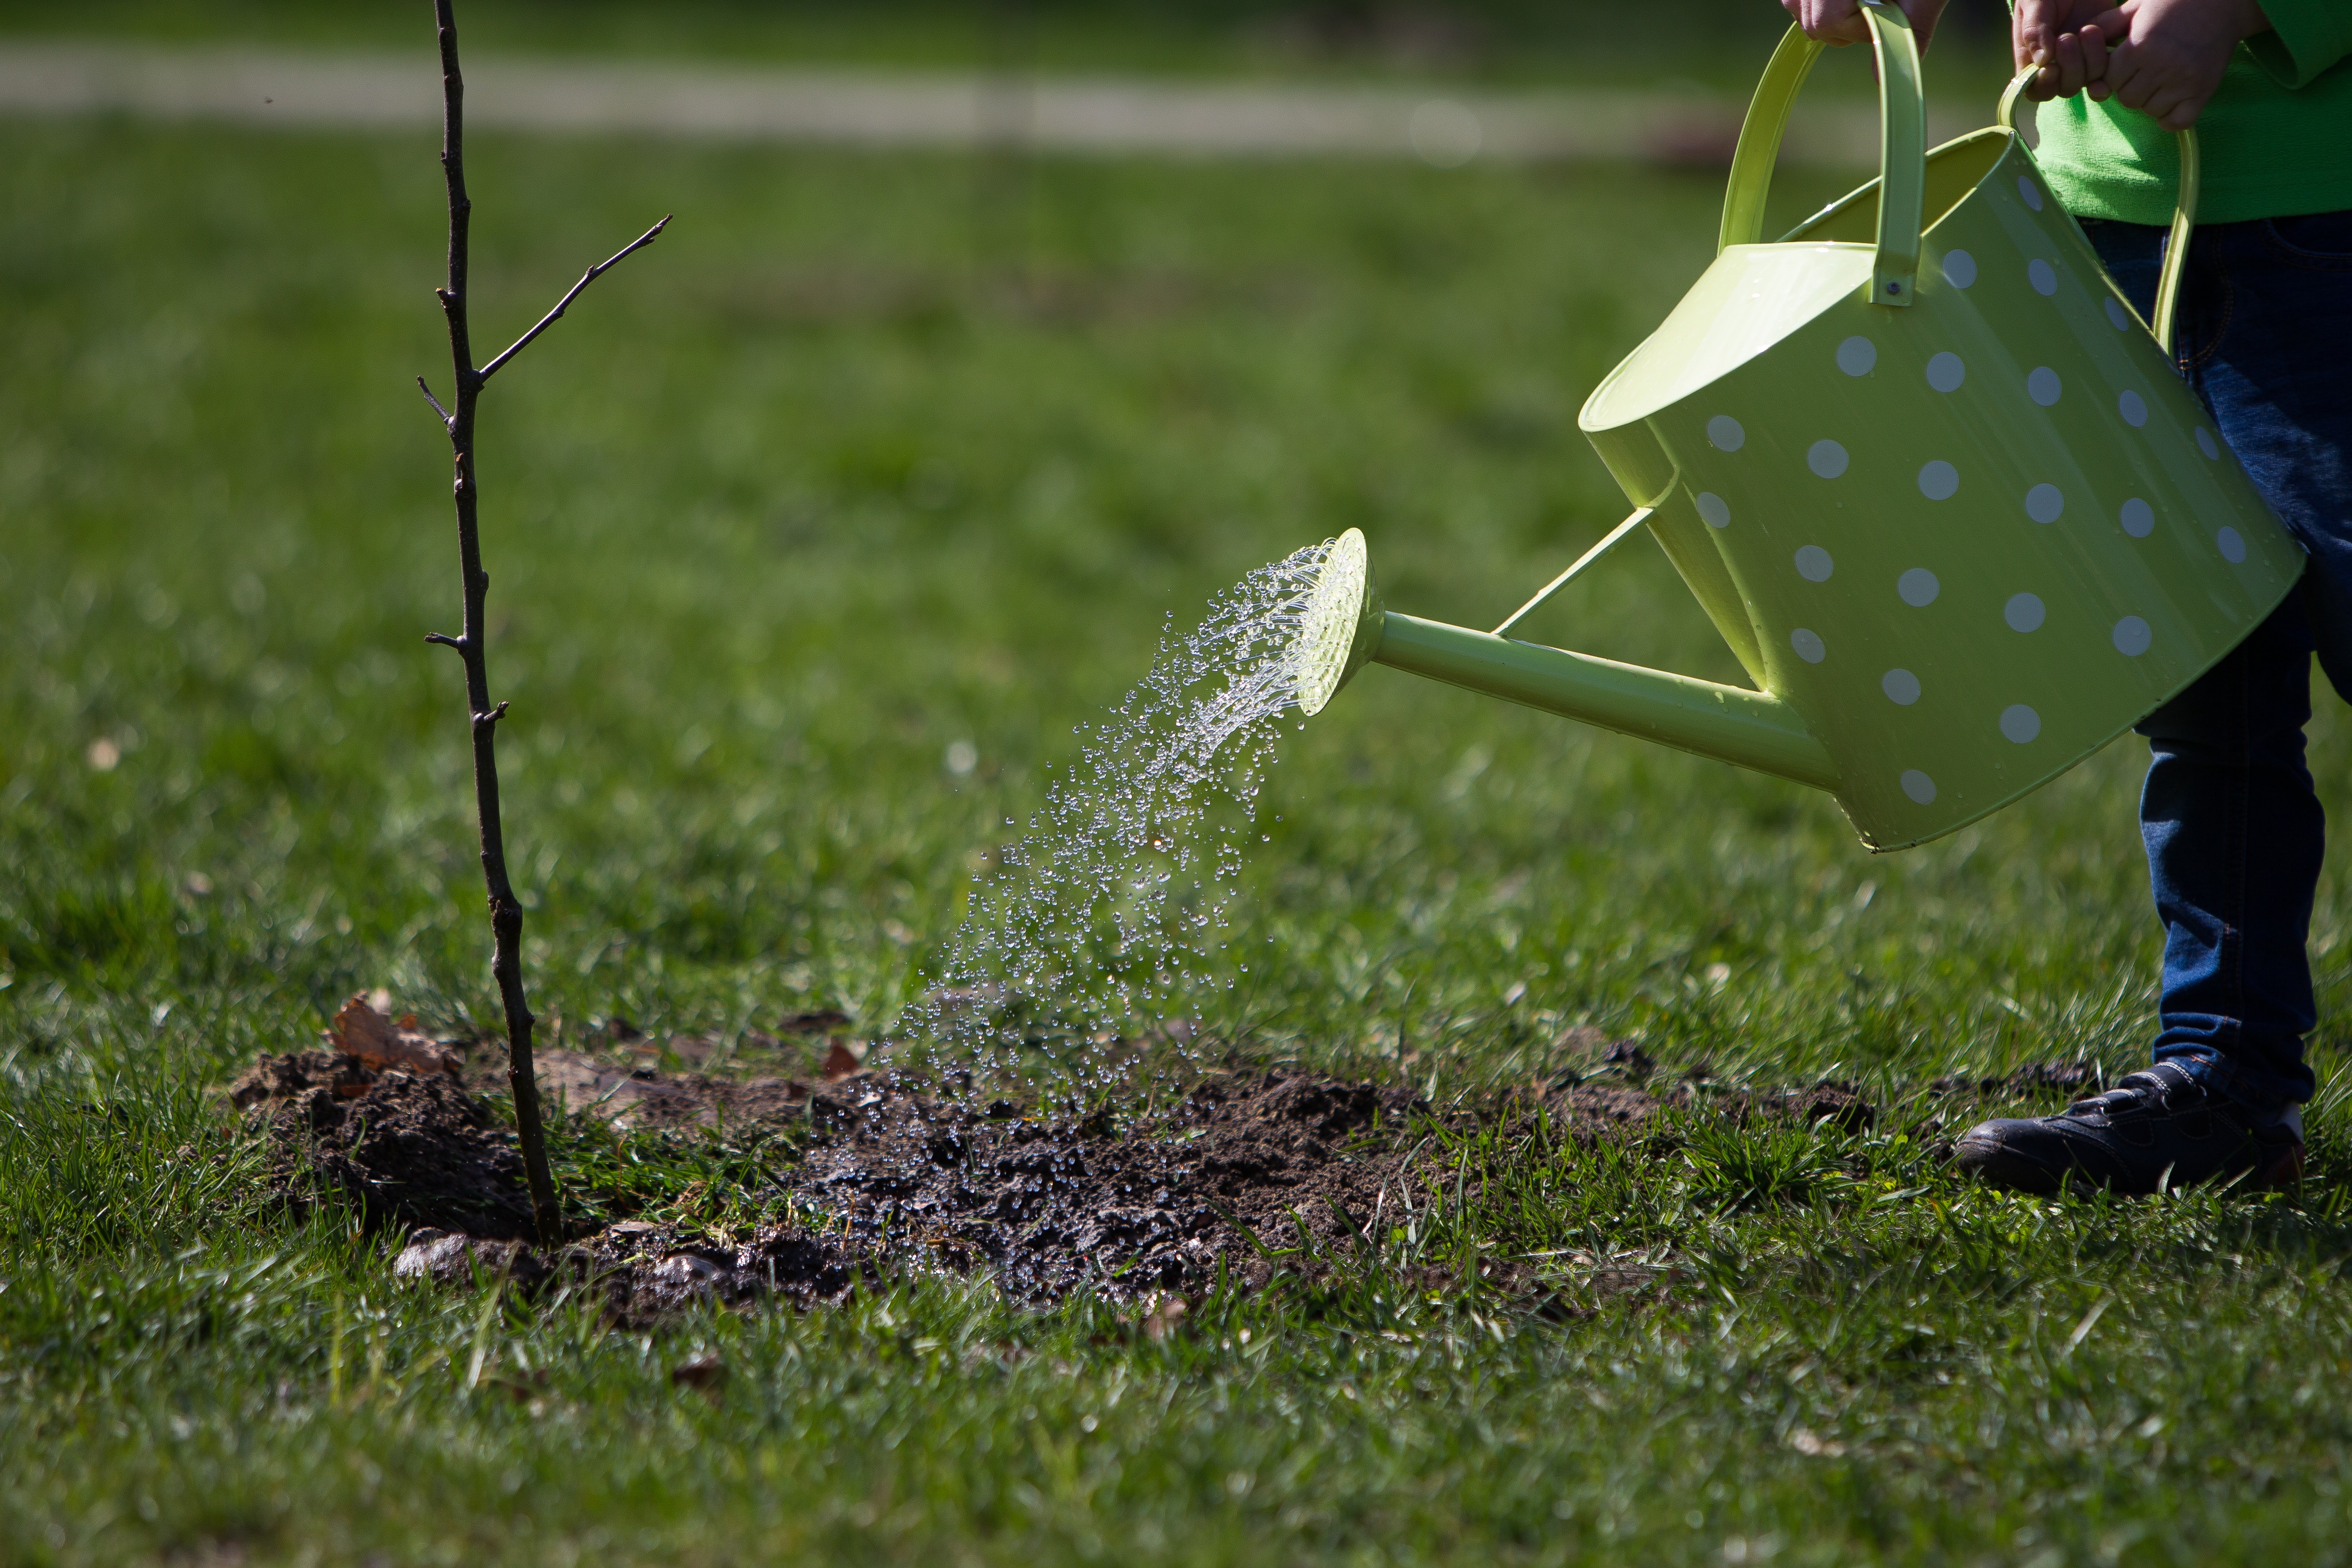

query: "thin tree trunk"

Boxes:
[417, 0, 667, 1246]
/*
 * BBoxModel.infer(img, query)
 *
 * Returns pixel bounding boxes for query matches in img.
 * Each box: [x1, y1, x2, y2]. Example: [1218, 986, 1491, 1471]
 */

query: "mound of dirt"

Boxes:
[231, 1049, 538, 1240]
[236, 1035, 1880, 1319]
[1929, 1062, 2104, 1099]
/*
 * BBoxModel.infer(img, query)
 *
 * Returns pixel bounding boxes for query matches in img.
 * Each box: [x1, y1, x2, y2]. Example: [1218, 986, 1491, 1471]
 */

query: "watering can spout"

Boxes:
[1294, 528, 1842, 793]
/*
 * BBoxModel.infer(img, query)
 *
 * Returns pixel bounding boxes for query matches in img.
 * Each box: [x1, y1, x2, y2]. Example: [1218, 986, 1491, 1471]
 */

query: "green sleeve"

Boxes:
[2245, 0, 2352, 88]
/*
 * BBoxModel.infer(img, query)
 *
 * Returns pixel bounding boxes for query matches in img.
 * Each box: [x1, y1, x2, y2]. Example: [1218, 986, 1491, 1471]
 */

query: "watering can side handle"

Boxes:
[1717, 26, 1825, 257]
[1997, 73, 2200, 356]
[1718, 7, 1927, 308]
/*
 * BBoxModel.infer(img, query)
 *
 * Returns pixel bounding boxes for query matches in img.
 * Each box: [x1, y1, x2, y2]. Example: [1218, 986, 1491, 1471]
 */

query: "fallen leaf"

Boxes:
[328, 993, 459, 1078]
[671, 1355, 728, 1391]
[821, 1041, 866, 1082]
[1142, 1293, 1190, 1343]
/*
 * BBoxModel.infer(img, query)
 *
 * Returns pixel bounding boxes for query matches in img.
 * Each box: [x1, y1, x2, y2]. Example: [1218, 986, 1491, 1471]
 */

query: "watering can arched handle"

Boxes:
[1718, 8, 2202, 350]
[1717, 3, 1925, 307]
[1996, 72, 2200, 356]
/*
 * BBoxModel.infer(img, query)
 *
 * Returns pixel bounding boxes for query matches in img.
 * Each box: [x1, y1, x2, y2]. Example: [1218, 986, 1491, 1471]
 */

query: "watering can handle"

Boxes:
[1996, 71, 2200, 356]
[1718, 3, 1925, 307]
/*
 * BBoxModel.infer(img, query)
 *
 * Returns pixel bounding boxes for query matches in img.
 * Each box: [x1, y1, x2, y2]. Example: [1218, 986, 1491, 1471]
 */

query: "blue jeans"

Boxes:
[2087, 209, 2352, 1118]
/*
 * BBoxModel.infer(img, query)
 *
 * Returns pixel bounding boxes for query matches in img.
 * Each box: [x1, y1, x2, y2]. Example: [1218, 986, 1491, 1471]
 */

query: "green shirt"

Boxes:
[2034, 0, 2352, 224]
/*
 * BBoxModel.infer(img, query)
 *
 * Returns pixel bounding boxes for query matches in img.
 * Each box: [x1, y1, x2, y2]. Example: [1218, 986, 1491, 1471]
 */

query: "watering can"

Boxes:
[1293, 2, 2302, 850]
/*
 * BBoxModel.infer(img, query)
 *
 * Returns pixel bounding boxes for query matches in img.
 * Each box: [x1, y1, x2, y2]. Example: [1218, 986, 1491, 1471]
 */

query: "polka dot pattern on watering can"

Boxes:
[2000, 704, 2042, 743]
[1942, 250, 1977, 288]
[1708, 415, 1745, 451]
[2120, 498, 2155, 538]
[1837, 337, 1877, 376]
[1696, 491, 1731, 528]
[2018, 176, 2045, 211]
[2005, 592, 2046, 632]
[2026, 484, 2065, 524]
[2027, 367, 2063, 406]
[1901, 770, 1938, 804]
[1809, 440, 1850, 478]
[2114, 616, 2153, 656]
[1794, 546, 1835, 582]
[1790, 627, 1826, 663]
[2217, 527, 2248, 564]
[1926, 352, 1966, 392]
[2197, 427, 2222, 460]
[2119, 390, 2149, 427]
[1918, 460, 1959, 500]
[2029, 258, 2058, 296]
[2106, 297, 2133, 331]
[1898, 568, 1940, 607]
[1882, 668, 1922, 705]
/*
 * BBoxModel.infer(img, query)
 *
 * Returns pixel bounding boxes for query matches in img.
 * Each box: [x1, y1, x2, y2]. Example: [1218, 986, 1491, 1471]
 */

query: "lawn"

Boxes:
[4, 65, 2352, 1568]
[0, 0, 2022, 96]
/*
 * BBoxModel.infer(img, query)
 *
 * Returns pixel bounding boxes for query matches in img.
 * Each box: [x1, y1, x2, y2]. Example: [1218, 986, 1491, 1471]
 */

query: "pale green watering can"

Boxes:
[1295, 2, 2302, 850]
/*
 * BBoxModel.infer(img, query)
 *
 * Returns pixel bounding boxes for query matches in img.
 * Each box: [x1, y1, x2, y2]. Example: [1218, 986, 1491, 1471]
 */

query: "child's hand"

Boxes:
[2015, 0, 2125, 101]
[1780, 0, 1950, 51]
[2098, 0, 2273, 129]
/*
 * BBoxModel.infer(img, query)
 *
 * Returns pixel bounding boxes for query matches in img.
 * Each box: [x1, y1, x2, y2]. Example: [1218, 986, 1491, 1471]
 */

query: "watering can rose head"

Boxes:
[1291, 5, 2301, 852]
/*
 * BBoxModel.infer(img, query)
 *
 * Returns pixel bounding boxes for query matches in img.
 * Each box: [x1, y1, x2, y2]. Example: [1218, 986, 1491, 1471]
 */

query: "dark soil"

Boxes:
[779, 1068, 1428, 1305]
[233, 1039, 1884, 1320]
[1928, 1061, 2105, 1099]
[230, 1050, 539, 1241]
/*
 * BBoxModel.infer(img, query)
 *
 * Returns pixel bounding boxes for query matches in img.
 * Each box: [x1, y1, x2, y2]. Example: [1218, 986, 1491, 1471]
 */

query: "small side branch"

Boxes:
[417, 377, 453, 425]
[476, 214, 672, 386]
[424, 631, 465, 651]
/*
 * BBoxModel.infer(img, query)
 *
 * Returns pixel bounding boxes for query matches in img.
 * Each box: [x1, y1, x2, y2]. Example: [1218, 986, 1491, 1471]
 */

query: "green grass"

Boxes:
[0, 0, 2024, 97]
[5, 103, 2352, 1566]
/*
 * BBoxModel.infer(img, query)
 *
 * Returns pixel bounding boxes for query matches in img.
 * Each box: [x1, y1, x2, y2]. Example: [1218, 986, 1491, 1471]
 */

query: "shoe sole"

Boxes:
[1955, 1135, 2306, 1197]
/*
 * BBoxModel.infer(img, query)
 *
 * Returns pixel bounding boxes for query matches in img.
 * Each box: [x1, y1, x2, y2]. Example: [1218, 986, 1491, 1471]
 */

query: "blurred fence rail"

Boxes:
[0, 40, 1981, 166]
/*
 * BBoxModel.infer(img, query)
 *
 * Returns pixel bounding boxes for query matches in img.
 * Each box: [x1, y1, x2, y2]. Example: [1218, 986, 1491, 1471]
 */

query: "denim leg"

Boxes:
[2085, 215, 2352, 1115]
[2137, 602, 2321, 1114]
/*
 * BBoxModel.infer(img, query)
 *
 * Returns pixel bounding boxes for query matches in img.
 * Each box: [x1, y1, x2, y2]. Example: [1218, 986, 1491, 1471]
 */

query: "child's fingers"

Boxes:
[1807, 0, 1875, 45]
[2015, 0, 2060, 69]
[2143, 79, 2208, 129]
[2078, 22, 2110, 79]
[2156, 94, 2210, 131]
[2050, 32, 2093, 98]
[2100, 35, 2145, 104]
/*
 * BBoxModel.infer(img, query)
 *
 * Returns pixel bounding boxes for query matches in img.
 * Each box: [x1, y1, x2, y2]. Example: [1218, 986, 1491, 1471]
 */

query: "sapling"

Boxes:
[415, 0, 669, 1244]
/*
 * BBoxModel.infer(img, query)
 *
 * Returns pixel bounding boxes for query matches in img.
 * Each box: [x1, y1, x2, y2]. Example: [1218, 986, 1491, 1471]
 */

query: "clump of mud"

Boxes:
[231, 1050, 539, 1240]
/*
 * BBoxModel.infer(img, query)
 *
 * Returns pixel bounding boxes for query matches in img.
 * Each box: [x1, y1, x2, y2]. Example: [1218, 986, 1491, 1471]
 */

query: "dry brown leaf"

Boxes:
[328, 993, 459, 1078]
[820, 1041, 866, 1082]
[1141, 1293, 1190, 1343]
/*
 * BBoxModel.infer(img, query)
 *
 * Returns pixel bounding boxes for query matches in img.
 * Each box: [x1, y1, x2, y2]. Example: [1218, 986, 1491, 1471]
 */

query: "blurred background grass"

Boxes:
[0, 0, 2024, 92]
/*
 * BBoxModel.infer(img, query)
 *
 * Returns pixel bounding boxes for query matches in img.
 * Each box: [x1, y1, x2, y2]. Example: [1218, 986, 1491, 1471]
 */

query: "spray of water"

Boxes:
[902, 537, 1340, 1101]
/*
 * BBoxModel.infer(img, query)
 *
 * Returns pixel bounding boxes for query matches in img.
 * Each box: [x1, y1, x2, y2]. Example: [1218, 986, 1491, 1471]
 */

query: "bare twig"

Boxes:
[419, 0, 669, 1246]
[477, 215, 670, 386]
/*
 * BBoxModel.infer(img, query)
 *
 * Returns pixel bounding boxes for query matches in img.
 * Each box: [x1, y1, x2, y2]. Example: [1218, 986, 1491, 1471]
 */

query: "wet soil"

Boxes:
[233, 1038, 1900, 1320]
